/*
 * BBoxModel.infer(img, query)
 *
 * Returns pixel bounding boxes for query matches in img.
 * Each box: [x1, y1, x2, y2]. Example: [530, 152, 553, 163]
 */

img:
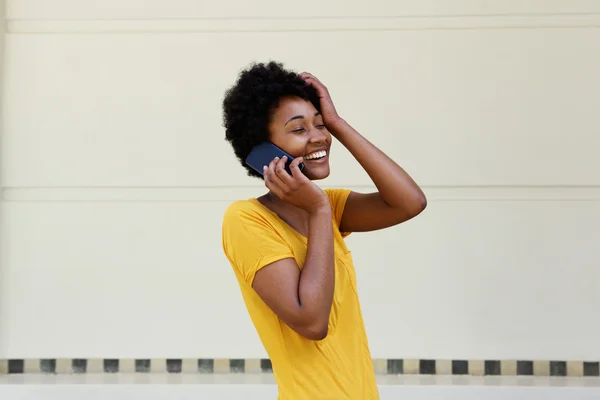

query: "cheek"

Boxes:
[271, 136, 307, 158]
[289, 139, 309, 157]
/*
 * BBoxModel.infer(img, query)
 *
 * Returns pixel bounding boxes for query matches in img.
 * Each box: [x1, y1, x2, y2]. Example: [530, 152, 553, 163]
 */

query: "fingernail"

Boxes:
[263, 166, 267, 171]
[282, 156, 287, 160]
[274, 157, 279, 161]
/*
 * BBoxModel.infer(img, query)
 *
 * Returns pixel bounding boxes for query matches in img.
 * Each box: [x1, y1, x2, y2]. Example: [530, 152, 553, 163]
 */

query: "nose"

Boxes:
[308, 127, 329, 144]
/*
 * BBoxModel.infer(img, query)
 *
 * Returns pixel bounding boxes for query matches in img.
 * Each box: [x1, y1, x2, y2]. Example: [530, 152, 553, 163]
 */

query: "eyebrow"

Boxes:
[284, 112, 321, 126]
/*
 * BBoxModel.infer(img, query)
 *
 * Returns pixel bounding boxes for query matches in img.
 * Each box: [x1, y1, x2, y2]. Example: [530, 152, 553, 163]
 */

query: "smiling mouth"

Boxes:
[304, 150, 327, 161]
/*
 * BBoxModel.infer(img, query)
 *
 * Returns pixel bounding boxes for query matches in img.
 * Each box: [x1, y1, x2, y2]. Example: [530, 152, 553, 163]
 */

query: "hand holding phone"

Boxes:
[263, 156, 329, 215]
[245, 142, 304, 176]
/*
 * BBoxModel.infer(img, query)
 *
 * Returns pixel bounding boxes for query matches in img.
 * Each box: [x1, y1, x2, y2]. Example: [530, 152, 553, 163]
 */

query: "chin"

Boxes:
[304, 165, 330, 180]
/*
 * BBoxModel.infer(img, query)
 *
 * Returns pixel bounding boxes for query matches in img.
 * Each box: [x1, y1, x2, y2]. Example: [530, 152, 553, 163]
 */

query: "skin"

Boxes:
[252, 72, 427, 340]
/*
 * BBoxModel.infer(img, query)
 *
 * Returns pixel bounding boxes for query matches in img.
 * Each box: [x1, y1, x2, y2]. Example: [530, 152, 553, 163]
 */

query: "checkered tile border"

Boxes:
[1, 359, 599, 377]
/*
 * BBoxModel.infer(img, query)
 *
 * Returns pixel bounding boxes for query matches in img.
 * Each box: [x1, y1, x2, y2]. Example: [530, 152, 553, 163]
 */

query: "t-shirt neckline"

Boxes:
[249, 197, 308, 241]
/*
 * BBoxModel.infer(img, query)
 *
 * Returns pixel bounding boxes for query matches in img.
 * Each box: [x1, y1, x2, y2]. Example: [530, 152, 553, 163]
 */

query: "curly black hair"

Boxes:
[222, 61, 321, 178]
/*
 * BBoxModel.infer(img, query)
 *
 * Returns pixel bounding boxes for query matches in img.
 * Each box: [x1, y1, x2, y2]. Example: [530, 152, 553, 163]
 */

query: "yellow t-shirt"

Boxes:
[222, 188, 379, 400]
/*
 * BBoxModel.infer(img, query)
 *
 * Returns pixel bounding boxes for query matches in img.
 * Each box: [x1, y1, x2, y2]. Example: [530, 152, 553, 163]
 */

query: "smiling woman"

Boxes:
[221, 61, 426, 400]
[268, 96, 332, 181]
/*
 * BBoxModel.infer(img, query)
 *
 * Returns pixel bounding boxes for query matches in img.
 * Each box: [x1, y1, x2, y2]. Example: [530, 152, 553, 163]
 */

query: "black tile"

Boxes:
[166, 359, 182, 373]
[198, 359, 213, 373]
[584, 362, 600, 377]
[419, 359, 436, 374]
[230, 359, 245, 373]
[72, 359, 87, 374]
[135, 359, 151, 373]
[103, 359, 119, 373]
[40, 359, 56, 374]
[485, 360, 501, 375]
[517, 361, 534, 375]
[387, 359, 403, 374]
[452, 360, 468, 375]
[550, 361, 567, 376]
[8, 360, 24, 374]
[260, 359, 273, 372]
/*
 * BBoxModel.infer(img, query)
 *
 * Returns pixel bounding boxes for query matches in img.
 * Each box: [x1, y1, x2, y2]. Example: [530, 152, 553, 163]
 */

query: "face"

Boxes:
[268, 96, 332, 180]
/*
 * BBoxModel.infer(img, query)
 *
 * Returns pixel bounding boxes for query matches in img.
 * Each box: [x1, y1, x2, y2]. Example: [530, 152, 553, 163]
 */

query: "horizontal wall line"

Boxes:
[3, 186, 600, 202]
[6, 15, 600, 33]
[9, 12, 600, 19]
[7, 0, 600, 20]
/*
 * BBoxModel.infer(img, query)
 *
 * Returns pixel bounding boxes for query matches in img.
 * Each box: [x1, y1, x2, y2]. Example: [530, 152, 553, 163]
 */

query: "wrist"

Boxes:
[327, 114, 343, 125]
[308, 202, 331, 217]
[326, 117, 348, 136]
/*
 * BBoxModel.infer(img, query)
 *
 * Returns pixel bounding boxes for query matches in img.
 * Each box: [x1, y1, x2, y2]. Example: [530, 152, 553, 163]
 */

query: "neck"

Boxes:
[264, 191, 306, 216]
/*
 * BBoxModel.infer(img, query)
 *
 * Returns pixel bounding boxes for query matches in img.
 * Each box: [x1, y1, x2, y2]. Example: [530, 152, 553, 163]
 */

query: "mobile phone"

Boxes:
[245, 142, 305, 176]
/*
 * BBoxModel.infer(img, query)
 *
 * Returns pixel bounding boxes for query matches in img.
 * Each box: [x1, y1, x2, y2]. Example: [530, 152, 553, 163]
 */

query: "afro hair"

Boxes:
[222, 61, 321, 178]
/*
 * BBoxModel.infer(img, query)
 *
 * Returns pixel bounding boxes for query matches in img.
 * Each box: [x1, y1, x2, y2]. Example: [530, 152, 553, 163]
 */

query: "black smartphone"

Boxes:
[245, 142, 305, 176]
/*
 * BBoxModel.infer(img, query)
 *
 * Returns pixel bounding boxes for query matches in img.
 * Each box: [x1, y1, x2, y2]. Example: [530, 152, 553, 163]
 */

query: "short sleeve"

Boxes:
[324, 188, 352, 238]
[222, 200, 294, 285]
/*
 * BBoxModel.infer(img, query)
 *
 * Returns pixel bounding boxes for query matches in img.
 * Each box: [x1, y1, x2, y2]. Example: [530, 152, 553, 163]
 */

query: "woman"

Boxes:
[221, 61, 426, 399]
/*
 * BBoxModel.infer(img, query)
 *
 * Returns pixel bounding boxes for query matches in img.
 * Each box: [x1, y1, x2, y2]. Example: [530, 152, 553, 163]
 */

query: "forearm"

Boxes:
[297, 207, 334, 336]
[329, 118, 426, 211]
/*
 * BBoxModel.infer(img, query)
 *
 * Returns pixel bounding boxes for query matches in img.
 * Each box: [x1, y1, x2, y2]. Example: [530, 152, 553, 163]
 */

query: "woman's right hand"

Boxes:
[264, 156, 330, 215]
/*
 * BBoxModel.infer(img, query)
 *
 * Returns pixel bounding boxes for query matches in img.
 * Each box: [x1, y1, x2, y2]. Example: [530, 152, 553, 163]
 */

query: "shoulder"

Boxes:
[223, 199, 255, 219]
[323, 188, 352, 213]
[223, 199, 264, 227]
[324, 187, 352, 201]
[222, 200, 266, 255]
[323, 188, 353, 237]
[222, 199, 278, 235]
[222, 199, 293, 274]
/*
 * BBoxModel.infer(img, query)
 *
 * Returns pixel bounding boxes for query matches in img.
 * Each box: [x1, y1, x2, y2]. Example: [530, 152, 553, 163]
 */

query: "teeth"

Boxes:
[305, 150, 326, 160]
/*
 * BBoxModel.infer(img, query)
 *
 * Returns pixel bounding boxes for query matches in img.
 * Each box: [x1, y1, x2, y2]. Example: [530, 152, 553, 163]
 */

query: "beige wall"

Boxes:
[1, 0, 599, 361]
[0, 0, 6, 359]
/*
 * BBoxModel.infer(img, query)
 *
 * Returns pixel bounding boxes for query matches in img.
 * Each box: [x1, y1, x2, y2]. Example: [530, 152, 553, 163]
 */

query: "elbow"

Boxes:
[293, 318, 329, 341]
[417, 194, 427, 213]
[406, 193, 427, 219]
[302, 324, 329, 341]
[289, 302, 331, 340]
[389, 191, 427, 221]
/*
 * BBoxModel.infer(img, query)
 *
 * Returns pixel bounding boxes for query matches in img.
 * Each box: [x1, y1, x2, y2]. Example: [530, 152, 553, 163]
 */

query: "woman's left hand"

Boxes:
[299, 72, 341, 128]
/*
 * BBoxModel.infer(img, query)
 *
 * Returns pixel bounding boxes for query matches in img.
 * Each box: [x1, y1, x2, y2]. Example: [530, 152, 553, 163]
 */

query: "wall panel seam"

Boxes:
[6, 15, 600, 33]
[3, 186, 600, 202]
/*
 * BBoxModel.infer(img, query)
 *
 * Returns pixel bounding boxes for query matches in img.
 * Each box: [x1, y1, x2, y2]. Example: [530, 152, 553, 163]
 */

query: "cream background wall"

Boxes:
[1, 0, 599, 361]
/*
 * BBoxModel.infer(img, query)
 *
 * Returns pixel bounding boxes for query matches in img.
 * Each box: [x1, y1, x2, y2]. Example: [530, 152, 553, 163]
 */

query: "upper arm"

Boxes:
[339, 191, 425, 233]
[252, 258, 328, 341]
[251, 259, 307, 333]
[222, 203, 324, 339]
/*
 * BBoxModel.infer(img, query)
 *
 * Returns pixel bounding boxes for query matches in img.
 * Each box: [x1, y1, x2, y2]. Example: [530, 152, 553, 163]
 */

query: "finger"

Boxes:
[302, 77, 319, 93]
[301, 72, 323, 86]
[300, 72, 316, 85]
[263, 164, 283, 195]
[268, 157, 286, 187]
[263, 165, 272, 187]
[301, 75, 315, 85]
[274, 156, 296, 191]
[304, 77, 327, 95]
[289, 156, 307, 179]
[275, 156, 297, 186]
[274, 155, 291, 179]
